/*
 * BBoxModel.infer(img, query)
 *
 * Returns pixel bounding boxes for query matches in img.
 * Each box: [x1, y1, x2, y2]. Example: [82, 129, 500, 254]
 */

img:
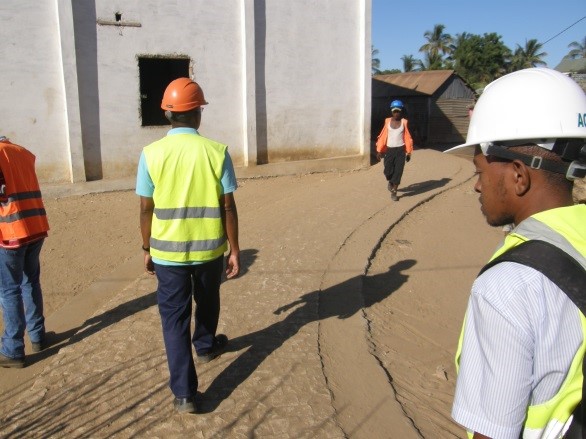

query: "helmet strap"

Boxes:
[552, 138, 586, 162]
[484, 144, 586, 180]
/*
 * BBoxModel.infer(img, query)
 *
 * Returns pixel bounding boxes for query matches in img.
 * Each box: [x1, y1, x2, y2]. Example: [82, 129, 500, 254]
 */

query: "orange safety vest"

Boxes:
[0, 140, 49, 243]
[375, 117, 414, 154]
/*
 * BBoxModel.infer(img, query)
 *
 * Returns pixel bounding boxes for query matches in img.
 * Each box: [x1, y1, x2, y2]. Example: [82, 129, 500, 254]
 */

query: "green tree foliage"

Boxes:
[401, 55, 419, 72]
[567, 36, 586, 59]
[417, 51, 445, 71]
[379, 69, 402, 75]
[419, 24, 453, 60]
[509, 39, 547, 70]
[452, 32, 511, 89]
[372, 45, 381, 75]
[376, 24, 565, 85]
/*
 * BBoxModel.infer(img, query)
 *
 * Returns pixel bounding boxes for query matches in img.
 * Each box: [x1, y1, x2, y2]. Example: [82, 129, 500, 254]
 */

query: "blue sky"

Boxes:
[372, 0, 586, 71]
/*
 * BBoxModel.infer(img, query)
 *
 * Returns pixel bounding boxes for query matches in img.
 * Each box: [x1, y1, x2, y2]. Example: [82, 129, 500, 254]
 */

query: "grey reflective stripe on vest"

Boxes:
[0, 208, 47, 223]
[151, 236, 226, 253]
[0, 190, 43, 207]
[514, 217, 586, 270]
[154, 206, 222, 220]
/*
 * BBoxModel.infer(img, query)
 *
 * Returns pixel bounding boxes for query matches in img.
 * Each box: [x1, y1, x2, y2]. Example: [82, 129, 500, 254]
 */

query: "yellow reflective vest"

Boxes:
[456, 204, 586, 438]
[143, 133, 228, 263]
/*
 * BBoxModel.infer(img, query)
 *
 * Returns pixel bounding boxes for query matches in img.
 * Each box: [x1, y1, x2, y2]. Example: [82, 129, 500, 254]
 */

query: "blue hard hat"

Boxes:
[390, 99, 404, 110]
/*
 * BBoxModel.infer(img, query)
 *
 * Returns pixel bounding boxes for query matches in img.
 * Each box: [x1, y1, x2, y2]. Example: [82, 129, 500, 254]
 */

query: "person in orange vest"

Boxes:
[375, 100, 414, 201]
[0, 136, 50, 368]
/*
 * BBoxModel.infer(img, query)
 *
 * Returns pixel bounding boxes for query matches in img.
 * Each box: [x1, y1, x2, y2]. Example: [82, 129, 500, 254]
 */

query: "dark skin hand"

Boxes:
[376, 151, 411, 162]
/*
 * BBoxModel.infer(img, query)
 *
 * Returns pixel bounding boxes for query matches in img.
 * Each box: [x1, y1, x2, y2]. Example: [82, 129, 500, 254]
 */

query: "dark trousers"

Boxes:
[383, 147, 406, 186]
[155, 256, 223, 398]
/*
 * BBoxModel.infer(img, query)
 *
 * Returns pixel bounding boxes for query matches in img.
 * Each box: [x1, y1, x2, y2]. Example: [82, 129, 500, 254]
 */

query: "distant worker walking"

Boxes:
[0, 136, 50, 368]
[376, 99, 414, 201]
[136, 78, 240, 414]
[447, 68, 586, 438]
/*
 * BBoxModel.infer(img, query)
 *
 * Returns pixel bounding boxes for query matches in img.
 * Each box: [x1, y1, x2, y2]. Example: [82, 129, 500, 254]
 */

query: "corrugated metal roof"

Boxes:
[373, 70, 455, 96]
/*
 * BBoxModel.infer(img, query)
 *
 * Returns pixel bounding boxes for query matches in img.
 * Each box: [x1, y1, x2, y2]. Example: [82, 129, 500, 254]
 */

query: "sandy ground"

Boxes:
[1, 150, 580, 438]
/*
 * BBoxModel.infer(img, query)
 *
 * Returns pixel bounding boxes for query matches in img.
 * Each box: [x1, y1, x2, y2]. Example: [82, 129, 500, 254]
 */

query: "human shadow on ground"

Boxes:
[27, 248, 260, 366]
[398, 178, 452, 198]
[26, 291, 159, 366]
[199, 259, 417, 413]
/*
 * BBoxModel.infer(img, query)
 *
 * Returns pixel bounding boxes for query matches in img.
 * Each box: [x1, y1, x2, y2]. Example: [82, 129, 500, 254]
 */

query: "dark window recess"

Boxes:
[139, 57, 190, 126]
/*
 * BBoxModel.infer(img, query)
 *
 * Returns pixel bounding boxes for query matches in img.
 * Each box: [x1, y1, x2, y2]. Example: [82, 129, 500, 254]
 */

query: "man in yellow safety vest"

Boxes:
[447, 68, 586, 438]
[136, 78, 240, 414]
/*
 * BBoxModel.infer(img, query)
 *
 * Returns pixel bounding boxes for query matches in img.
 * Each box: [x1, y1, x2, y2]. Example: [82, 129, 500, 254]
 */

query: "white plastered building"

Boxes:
[0, 1, 371, 183]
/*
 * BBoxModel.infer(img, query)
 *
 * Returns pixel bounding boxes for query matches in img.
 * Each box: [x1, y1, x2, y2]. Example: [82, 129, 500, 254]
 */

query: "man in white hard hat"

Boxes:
[446, 68, 586, 438]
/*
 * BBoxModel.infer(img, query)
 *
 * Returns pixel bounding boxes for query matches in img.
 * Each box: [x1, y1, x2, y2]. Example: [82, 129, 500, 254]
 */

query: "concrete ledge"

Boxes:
[235, 154, 371, 179]
[41, 155, 372, 199]
[41, 177, 136, 199]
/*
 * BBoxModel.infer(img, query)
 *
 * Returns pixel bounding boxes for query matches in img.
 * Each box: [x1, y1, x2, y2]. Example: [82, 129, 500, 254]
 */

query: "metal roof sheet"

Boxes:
[373, 70, 455, 96]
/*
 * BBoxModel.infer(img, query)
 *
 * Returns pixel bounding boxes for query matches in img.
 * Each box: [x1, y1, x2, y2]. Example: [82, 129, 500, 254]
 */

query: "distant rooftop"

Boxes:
[373, 70, 455, 96]
[554, 57, 586, 74]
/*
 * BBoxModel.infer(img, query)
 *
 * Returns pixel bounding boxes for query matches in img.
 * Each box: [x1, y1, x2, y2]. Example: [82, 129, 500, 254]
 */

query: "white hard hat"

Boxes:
[448, 68, 586, 150]
[446, 68, 586, 179]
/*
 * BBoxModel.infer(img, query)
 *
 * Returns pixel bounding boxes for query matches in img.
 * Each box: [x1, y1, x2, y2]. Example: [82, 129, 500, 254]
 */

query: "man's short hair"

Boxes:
[510, 144, 573, 192]
[165, 109, 199, 124]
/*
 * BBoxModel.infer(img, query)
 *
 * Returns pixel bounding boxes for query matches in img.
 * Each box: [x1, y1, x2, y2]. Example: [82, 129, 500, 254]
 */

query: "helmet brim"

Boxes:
[444, 142, 478, 158]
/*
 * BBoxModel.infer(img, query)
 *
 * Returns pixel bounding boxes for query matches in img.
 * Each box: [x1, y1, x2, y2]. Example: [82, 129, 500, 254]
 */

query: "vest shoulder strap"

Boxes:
[479, 240, 586, 314]
[479, 239, 586, 436]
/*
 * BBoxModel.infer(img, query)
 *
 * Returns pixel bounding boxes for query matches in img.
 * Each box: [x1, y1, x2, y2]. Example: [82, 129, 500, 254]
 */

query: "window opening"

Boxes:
[139, 57, 190, 126]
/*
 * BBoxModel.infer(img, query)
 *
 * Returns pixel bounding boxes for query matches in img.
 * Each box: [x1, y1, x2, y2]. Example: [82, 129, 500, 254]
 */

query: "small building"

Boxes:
[372, 70, 476, 150]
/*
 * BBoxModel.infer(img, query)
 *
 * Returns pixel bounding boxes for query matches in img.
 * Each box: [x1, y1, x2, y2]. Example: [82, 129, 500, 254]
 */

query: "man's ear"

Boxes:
[511, 160, 531, 196]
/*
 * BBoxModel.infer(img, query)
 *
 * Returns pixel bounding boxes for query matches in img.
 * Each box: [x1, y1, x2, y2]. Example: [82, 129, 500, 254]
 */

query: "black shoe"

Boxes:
[391, 191, 399, 201]
[31, 338, 45, 353]
[31, 331, 54, 353]
[0, 353, 25, 369]
[197, 334, 228, 364]
[173, 396, 198, 414]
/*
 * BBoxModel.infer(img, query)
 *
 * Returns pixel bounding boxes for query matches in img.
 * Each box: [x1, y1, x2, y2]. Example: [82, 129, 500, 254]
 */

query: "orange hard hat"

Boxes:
[161, 78, 208, 112]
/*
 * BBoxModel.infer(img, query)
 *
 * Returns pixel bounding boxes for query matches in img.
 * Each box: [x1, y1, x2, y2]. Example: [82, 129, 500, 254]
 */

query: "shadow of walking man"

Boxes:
[399, 178, 451, 197]
[200, 259, 417, 413]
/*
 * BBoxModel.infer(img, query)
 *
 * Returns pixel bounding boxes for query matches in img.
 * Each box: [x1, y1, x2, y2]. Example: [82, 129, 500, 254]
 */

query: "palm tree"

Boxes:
[567, 36, 586, 59]
[510, 39, 547, 70]
[447, 32, 471, 65]
[372, 45, 381, 75]
[419, 24, 453, 58]
[401, 55, 419, 72]
[417, 51, 444, 71]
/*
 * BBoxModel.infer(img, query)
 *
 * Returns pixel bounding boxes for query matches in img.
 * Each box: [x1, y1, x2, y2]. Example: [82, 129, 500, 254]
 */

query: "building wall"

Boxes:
[0, 3, 72, 182]
[429, 78, 476, 146]
[0, 0, 371, 183]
